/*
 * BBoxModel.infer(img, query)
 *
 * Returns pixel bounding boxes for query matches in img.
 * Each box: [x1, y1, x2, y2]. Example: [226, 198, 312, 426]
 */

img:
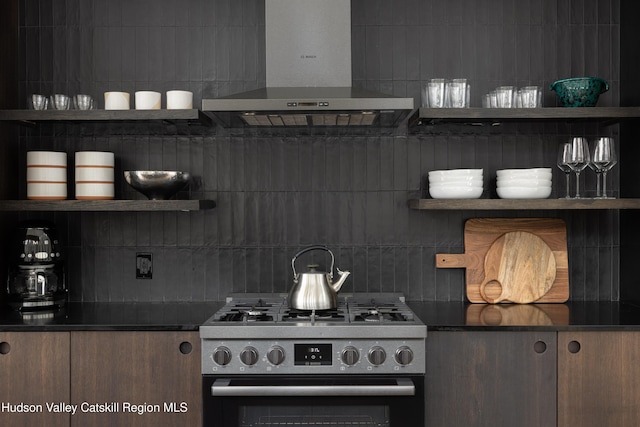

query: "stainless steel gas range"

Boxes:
[200, 293, 427, 427]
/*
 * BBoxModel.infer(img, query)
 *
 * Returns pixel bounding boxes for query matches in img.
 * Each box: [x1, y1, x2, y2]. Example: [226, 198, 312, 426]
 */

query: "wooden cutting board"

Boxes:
[436, 218, 569, 303]
[480, 231, 557, 303]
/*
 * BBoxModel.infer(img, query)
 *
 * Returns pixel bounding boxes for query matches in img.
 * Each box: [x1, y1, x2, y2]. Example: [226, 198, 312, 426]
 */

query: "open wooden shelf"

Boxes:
[409, 107, 640, 127]
[0, 109, 214, 127]
[408, 198, 640, 210]
[0, 199, 216, 211]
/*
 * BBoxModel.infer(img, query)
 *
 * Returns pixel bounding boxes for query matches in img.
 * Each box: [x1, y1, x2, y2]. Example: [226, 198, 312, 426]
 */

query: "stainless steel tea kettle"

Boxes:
[288, 246, 350, 310]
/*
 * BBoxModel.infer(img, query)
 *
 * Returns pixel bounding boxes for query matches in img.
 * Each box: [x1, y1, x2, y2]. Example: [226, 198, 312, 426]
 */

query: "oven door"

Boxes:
[202, 374, 424, 427]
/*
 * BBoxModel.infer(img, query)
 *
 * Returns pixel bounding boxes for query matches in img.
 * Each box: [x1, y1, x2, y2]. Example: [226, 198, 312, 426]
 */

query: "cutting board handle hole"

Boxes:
[480, 280, 503, 303]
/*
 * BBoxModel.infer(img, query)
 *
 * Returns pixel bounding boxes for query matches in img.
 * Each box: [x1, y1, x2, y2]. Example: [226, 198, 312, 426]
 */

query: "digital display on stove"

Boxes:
[294, 344, 332, 366]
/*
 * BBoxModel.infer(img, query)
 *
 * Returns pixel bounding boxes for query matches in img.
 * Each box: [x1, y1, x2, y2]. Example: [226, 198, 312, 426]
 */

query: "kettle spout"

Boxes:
[331, 268, 351, 293]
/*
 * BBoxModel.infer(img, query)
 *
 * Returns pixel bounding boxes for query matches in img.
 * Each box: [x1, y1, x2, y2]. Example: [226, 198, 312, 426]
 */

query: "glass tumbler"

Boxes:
[427, 78, 446, 108]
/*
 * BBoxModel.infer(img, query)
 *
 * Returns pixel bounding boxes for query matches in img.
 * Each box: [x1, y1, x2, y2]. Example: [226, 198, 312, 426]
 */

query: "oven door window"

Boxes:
[240, 404, 388, 427]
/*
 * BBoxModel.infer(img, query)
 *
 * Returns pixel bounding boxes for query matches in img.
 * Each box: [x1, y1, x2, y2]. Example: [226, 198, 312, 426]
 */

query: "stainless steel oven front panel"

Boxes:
[201, 337, 425, 375]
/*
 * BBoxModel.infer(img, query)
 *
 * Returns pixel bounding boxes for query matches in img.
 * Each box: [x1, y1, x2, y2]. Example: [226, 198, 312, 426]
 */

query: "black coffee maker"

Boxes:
[6, 220, 67, 310]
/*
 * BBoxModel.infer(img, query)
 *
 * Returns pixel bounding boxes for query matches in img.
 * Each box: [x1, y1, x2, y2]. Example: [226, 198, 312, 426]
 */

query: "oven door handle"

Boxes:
[211, 378, 415, 397]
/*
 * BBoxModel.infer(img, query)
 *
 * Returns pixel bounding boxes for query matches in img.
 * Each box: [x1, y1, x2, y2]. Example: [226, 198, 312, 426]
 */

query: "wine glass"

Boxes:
[591, 137, 617, 198]
[587, 159, 600, 197]
[557, 143, 572, 198]
[567, 137, 590, 198]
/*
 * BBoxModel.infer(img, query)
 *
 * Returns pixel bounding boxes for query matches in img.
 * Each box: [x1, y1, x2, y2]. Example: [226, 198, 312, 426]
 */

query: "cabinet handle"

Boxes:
[179, 341, 192, 355]
[533, 340, 547, 354]
[0, 342, 10, 355]
[567, 340, 581, 354]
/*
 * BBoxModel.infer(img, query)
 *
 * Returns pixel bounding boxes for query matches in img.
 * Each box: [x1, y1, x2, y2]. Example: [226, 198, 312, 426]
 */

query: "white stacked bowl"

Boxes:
[27, 151, 67, 200]
[428, 169, 483, 199]
[75, 151, 115, 200]
[496, 168, 552, 199]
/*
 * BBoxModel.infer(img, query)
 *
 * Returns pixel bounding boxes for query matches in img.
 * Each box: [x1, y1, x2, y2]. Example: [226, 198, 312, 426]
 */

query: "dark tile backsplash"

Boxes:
[17, 0, 620, 302]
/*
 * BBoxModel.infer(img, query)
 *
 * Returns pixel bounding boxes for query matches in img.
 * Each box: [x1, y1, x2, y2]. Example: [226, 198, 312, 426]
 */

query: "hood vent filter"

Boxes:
[241, 112, 378, 127]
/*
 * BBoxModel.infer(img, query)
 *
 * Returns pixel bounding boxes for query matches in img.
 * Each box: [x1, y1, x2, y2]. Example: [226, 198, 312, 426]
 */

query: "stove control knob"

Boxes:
[240, 346, 259, 366]
[368, 346, 387, 366]
[341, 346, 360, 366]
[395, 346, 414, 366]
[212, 346, 232, 366]
[267, 345, 286, 366]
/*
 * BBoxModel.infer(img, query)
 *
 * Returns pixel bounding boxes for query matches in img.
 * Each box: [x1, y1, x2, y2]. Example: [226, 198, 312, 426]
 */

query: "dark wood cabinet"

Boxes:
[428, 330, 640, 427]
[70, 331, 201, 427]
[0, 330, 201, 427]
[0, 332, 71, 427]
[558, 331, 640, 427]
[425, 330, 557, 427]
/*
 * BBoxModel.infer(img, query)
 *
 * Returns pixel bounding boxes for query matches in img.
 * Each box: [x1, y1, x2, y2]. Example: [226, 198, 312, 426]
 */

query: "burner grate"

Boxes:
[207, 294, 417, 325]
[353, 309, 408, 323]
[233, 298, 276, 308]
[218, 312, 275, 322]
[281, 308, 347, 323]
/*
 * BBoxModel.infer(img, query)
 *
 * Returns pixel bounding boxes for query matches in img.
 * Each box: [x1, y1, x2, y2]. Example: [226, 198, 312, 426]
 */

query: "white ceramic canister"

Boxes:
[104, 91, 130, 110]
[166, 90, 193, 109]
[26, 151, 67, 200]
[75, 151, 115, 200]
[134, 91, 162, 110]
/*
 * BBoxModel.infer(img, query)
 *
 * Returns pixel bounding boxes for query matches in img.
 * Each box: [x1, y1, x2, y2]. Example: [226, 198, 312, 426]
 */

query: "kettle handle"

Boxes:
[292, 245, 335, 280]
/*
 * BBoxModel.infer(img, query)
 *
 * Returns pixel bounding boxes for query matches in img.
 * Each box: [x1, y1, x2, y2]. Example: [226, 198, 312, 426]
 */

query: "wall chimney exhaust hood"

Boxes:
[202, 0, 414, 128]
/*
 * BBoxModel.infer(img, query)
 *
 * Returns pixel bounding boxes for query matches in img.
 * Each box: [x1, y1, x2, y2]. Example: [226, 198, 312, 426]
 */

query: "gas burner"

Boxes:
[354, 309, 408, 323]
[218, 313, 275, 322]
[217, 308, 276, 322]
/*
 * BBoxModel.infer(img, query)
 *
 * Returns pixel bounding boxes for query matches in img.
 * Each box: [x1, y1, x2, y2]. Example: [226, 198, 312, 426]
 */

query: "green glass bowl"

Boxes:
[549, 77, 609, 107]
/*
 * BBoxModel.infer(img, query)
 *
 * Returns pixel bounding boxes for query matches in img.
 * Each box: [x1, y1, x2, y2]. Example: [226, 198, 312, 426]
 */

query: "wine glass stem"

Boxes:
[575, 171, 581, 198]
[564, 173, 571, 198]
[602, 171, 608, 198]
[596, 172, 602, 198]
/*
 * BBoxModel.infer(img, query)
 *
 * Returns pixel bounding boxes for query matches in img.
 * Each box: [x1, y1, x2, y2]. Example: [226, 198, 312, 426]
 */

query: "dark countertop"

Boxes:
[2, 301, 640, 332]
[0, 302, 224, 331]
[408, 301, 640, 331]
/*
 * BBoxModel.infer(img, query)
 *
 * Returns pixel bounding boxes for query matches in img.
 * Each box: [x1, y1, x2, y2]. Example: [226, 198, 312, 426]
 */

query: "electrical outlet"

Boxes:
[136, 253, 152, 279]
